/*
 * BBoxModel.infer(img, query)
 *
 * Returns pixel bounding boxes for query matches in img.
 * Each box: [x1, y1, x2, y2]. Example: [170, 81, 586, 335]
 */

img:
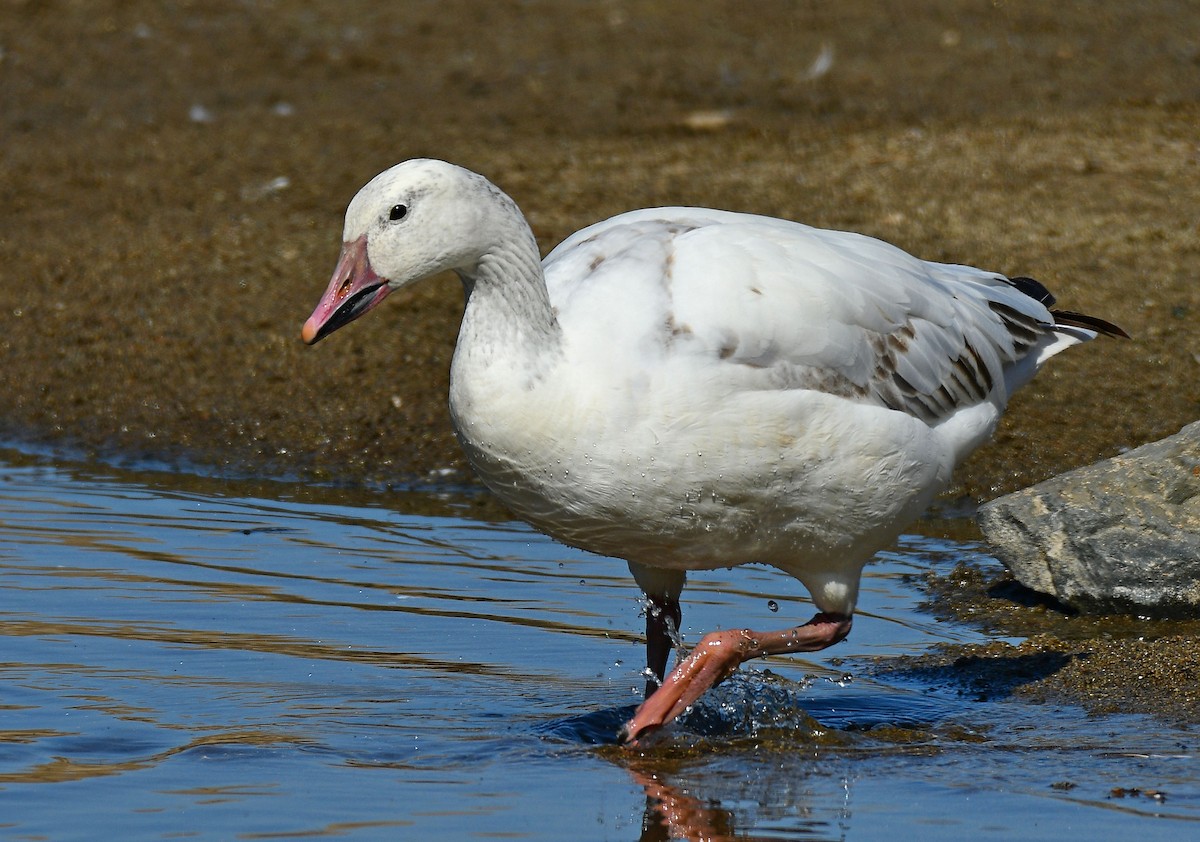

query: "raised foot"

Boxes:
[619, 612, 852, 746]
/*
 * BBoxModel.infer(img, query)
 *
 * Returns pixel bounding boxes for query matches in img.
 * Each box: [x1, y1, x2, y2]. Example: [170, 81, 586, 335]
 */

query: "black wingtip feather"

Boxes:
[1005, 275, 1057, 307]
[1004, 274, 1130, 339]
[1051, 309, 1132, 340]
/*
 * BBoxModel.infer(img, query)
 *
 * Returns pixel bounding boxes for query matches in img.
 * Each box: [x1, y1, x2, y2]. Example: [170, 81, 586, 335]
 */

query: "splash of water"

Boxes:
[676, 670, 824, 740]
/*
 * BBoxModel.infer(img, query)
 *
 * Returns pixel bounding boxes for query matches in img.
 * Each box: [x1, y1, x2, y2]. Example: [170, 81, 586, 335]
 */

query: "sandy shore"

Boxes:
[2, 1, 1198, 715]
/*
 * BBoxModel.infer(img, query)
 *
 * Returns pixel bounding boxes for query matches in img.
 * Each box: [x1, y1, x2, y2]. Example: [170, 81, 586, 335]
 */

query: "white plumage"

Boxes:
[302, 159, 1121, 744]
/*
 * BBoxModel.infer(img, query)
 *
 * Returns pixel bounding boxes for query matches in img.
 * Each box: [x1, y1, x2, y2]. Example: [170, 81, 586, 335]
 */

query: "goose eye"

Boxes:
[389, 204, 408, 221]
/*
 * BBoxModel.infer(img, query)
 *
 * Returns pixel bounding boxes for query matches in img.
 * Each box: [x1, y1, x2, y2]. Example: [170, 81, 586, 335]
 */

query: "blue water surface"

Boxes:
[0, 450, 1195, 840]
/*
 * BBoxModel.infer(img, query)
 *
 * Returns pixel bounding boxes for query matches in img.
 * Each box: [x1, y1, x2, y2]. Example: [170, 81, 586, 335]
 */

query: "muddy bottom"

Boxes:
[2, 1, 1199, 749]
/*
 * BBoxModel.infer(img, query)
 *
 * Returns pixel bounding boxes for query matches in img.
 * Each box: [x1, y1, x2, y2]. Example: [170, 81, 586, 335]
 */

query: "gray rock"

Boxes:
[976, 420, 1200, 616]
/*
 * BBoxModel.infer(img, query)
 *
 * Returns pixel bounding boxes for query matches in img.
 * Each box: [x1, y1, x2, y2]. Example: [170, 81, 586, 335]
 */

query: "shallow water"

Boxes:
[0, 450, 1195, 840]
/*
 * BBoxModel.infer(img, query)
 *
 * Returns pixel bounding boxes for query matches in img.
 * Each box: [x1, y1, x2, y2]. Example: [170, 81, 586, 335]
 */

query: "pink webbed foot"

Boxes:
[620, 612, 852, 746]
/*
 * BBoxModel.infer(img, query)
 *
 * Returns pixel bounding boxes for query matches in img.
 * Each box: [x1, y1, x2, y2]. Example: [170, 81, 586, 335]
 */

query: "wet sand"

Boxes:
[2, 2, 1198, 716]
[882, 560, 1200, 723]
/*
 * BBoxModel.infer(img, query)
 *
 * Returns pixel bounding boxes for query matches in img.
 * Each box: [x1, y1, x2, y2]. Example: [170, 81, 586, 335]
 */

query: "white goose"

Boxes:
[302, 159, 1124, 745]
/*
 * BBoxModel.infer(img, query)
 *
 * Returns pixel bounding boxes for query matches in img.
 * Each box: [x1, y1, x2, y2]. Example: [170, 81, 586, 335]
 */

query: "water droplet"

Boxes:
[767, 599, 779, 612]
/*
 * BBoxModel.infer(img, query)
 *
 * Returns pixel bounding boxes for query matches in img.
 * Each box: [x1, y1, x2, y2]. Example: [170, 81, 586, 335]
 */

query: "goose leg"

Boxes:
[619, 611, 852, 746]
[627, 562, 686, 699]
[644, 593, 682, 697]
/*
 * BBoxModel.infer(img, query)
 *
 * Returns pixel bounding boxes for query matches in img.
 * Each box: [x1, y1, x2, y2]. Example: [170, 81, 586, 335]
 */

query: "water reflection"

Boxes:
[624, 756, 852, 842]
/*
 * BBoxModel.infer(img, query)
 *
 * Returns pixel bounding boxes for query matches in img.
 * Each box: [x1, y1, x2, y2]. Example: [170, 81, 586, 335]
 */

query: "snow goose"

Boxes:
[301, 158, 1126, 745]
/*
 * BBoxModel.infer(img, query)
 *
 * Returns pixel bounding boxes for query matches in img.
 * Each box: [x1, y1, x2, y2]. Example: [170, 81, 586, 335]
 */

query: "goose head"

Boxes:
[302, 159, 514, 345]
